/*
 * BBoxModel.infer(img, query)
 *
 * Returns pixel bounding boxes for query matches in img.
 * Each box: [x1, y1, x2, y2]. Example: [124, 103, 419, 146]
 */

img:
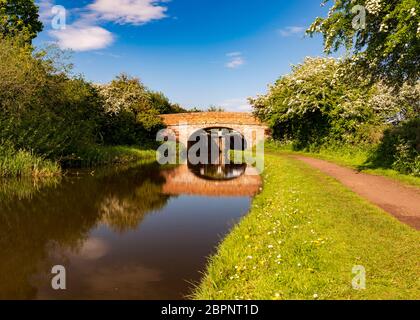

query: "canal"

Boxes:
[0, 162, 261, 299]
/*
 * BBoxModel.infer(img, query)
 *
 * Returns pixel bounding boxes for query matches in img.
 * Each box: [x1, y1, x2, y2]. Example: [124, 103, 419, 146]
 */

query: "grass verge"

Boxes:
[1, 144, 157, 177]
[265, 142, 420, 188]
[194, 154, 420, 300]
[60, 145, 157, 168]
[0, 144, 60, 178]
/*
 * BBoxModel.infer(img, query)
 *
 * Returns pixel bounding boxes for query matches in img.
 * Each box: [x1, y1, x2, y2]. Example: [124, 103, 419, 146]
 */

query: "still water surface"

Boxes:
[0, 162, 261, 299]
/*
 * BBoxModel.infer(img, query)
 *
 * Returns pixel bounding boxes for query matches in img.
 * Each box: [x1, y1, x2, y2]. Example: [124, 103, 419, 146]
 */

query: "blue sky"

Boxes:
[35, 0, 329, 111]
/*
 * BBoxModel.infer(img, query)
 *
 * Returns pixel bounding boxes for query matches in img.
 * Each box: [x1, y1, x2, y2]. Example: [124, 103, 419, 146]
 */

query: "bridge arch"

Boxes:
[160, 112, 269, 152]
[186, 126, 247, 165]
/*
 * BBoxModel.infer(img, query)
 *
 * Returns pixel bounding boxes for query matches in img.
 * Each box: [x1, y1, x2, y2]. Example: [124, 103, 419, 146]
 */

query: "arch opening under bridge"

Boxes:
[160, 112, 269, 150]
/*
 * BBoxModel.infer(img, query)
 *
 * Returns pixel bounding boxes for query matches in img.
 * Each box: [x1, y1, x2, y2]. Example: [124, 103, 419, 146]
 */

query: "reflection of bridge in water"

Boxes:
[161, 164, 262, 197]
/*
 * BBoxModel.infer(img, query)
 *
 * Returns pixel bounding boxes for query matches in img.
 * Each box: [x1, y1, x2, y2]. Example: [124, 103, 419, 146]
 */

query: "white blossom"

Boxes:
[365, 0, 382, 16]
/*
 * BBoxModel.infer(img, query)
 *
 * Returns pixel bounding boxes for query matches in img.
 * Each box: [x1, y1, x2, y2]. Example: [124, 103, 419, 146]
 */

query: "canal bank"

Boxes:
[0, 145, 157, 178]
[194, 153, 420, 300]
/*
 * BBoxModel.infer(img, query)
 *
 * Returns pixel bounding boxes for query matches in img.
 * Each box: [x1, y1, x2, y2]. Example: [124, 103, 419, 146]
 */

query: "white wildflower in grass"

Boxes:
[313, 294, 319, 299]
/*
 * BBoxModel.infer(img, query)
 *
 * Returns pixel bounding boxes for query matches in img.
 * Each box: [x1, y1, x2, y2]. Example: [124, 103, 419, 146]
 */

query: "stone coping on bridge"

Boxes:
[160, 112, 264, 127]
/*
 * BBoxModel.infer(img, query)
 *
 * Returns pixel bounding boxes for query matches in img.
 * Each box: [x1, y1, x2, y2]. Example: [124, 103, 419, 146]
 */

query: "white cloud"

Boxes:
[278, 26, 305, 37]
[225, 52, 245, 69]
[226, 51, 242, 57]
[49, 25, 114, 51]
[220, 98, 252, 112]
[41, 0, 170, 52]
[88, 0, 168, 25]
[37, 0, 55, 23]
[93, 51, 122, 58]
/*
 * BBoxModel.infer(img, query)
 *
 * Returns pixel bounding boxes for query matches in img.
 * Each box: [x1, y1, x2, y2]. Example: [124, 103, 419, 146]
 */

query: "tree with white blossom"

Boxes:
[308, 0, 420, 85]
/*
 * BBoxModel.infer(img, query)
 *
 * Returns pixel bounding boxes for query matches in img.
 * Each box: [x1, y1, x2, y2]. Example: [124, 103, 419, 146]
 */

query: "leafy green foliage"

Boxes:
[0, 38, 105, 159]
[148, 91, 186, 114]
[251, 57, 383, 148]
[250, 57, 420, 175]
[368, 119, 420, 175]
[188, 107, 203, 113]
[308, 0, 420, 84]
[0, 37, 180, 175]
[207, 106, 226, 112]
[96, 74, 168, 145]
[0, 0, 43, 42]
[0, 142, 60, 177]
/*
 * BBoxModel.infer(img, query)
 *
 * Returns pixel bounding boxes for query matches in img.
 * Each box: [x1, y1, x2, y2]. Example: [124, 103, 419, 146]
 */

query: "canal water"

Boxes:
[0, 162, 261, 299]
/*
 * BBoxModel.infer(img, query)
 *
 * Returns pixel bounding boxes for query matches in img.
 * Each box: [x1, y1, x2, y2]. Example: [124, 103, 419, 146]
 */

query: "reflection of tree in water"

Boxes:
[0, 162, 170, 299]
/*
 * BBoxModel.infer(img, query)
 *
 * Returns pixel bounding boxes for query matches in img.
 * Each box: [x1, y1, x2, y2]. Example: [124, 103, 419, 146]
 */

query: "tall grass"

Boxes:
[59, 145, 157, 168]
[1, 142, 157, 177]
[0, 144, 60, 178]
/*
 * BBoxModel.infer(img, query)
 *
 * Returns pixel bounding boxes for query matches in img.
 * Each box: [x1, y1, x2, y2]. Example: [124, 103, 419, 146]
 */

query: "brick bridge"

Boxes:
[160, 112, 269, 149]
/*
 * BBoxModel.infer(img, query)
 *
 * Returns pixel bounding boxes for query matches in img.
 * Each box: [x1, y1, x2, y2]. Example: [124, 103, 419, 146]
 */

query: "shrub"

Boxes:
[0, 37, 177, 173]
[250, 57, 379, 148]
[96, 74, 165, 145]
[251, 56, 420, 176]
[368, 119, 420, 176]
[0, 37, 105, 159]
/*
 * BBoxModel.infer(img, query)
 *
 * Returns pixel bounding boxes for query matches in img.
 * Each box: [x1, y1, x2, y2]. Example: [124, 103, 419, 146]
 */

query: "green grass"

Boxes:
[265, 141, 420, 188]
[60, 145, 157, 168]
[194, 154, 420, 300]
[0, 144, 60, 178]
[0, 143, 157, 177]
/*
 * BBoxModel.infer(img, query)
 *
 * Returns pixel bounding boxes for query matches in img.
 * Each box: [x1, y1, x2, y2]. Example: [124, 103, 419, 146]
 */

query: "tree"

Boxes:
[148, 91, 187, 114]
[188, 107, 203, 113]
[0, 0, 43, 42]
[148, 91, 173, 114]
[308, 0, 420, 85]
[95, 74, 164, 144]
[207, 106, 225, 112]
[97, 74, 150, 115]
[0, 36, 105, 157]
[250, 57, 393, 147]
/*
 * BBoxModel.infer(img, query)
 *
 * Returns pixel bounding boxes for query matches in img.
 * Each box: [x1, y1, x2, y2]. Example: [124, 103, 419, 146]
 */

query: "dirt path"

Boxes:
[293, 155, 420, 230]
